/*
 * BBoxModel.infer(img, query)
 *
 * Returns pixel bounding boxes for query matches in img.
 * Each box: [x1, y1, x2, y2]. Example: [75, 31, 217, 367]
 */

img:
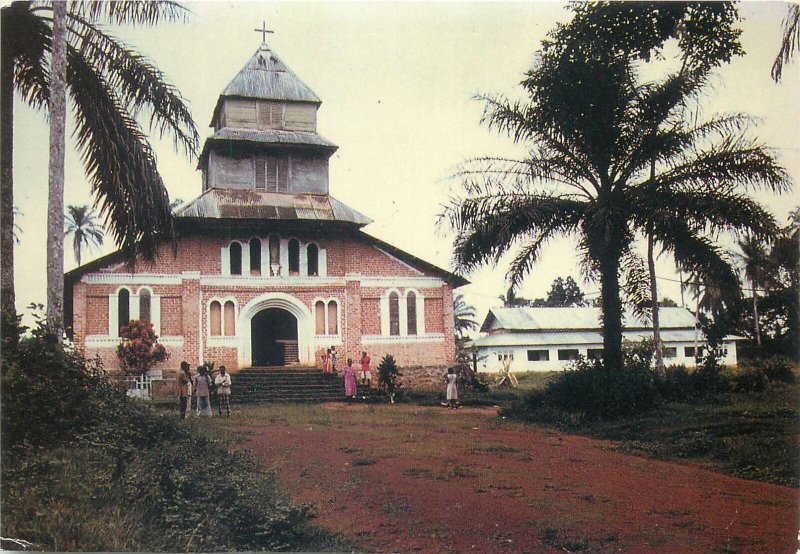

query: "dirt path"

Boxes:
[237, 404, 798, 553]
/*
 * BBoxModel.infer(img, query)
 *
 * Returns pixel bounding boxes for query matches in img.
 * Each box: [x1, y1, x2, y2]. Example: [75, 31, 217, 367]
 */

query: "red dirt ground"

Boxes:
[238, 404, 799, 553]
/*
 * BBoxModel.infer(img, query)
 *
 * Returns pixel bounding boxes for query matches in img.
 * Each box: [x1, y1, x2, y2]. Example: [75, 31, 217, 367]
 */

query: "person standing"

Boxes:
[343, 358, 357, 400]
[322, 348, 332, 376]
[215, 365, 232, 417]
[360, 351, 372, 388]
[330, 346, 338, 374]
[193, 366, 212, 417]
[445, 367, 458, 409]
[176, 361, 191, 420]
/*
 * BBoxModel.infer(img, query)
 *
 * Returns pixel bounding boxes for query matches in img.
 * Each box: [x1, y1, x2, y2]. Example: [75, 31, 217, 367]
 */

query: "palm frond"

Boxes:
[772, 3, 800, 82]
[658, 136, 791, 195]
[67, 12, 198, 156]
[69, 1, 190, 27]
[620, 249, 652, 323]
[628, 184, 780, 241]
[67, 44, 174, 261]
[442, 193, 585, 275]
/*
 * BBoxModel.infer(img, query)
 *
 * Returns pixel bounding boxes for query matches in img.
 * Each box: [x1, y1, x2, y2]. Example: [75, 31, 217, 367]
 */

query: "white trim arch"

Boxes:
[381, 288, 402, 336]
[238, 293, 313, 367]
[312, 296, 341, 336]
[206, 297, 239, 338]
[134, 285, 161, 335]
[404, 288, 425, 336]
[109, 286, 133, 336]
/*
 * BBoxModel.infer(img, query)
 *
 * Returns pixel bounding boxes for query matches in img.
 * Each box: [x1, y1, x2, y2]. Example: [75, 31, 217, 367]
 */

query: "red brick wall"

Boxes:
[160, 296, 183, 336]
[85, 295, 109, 335]
[72, 231, 462, 374]
[360, 298, 381, 335]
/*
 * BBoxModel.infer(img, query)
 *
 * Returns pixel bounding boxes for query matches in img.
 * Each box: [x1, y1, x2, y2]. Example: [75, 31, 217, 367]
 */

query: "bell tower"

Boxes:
[198, 34, 338, 195]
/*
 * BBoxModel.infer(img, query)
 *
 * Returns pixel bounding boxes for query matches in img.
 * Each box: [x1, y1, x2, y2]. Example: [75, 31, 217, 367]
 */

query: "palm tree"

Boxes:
[65, 204, 104, 267]
[0, 1, 199, 329]
[772, 3, 799, 81]
[453, 293, 478, 338]
[442, 3, 790, 372]
[735, 235, 772, 347]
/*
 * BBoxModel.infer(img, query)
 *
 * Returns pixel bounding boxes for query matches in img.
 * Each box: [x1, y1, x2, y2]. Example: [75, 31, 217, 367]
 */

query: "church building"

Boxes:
[64, 38, 467, 379]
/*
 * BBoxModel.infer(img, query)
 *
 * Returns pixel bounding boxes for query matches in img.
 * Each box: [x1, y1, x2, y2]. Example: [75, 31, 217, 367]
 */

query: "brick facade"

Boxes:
[69, 231, 462, 385]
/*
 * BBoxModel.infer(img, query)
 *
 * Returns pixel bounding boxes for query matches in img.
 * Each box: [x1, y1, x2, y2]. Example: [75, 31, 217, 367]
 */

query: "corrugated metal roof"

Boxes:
[209, 128, 337, 149]
[175, 188, 372, 226]
[472, 329, 740, 348]
[221, 43, 321, 103]
[481, 306, 697, 332]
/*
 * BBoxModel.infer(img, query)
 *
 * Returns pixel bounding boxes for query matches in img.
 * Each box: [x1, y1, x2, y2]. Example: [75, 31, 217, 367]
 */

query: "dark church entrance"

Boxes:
[251, 308, 299, 366]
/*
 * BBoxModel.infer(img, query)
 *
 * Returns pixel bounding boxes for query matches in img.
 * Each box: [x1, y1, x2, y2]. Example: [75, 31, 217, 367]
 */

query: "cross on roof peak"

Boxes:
[254, 20, 274, 43]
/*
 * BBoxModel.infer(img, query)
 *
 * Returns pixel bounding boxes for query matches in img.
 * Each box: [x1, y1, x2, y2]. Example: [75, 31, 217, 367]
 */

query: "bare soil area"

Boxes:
[234, 403, 798, 553]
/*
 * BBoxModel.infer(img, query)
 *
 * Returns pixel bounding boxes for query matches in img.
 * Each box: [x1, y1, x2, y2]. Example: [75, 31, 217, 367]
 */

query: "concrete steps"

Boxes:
[231, 366, 383, 403]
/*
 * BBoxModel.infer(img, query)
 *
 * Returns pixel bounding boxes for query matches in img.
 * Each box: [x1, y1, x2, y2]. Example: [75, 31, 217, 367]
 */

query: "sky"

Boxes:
[10, 1, 800, 330]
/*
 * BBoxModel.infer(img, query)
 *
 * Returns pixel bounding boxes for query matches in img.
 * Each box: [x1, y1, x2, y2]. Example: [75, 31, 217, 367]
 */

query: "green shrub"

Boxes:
[1, 319, 343, 552]
[377, 354, 402, 402]
[754, 356, 796, 384]
[728, 367, 769, 393]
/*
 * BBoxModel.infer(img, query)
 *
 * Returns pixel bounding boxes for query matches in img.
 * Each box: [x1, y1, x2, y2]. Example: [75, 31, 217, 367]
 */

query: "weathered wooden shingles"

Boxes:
[221, 43, 321, 103]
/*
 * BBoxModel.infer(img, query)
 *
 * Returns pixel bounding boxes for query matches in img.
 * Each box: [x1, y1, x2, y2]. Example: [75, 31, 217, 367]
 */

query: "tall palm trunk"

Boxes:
[646, 154, 664, 375]
[600, 253, 624, 371]
[46, 0, 67, 339]
[0, 6, 16, 323]
[648, 232, 665, 375]
[751, 279, 761, 346]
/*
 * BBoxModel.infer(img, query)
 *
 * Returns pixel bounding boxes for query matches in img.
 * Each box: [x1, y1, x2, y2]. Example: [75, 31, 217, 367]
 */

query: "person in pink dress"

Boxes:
[343, 358, 357, 400]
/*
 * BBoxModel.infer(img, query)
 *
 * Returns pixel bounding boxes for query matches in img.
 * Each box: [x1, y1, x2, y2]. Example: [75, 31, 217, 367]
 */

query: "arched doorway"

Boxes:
[251, 308, 298, 366]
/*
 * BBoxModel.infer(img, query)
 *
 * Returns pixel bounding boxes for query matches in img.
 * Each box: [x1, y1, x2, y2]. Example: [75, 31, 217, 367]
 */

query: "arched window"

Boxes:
[249, 238, 261, 275]
[307, 243, 319, 276]
[139, 289, 152, 324]
[268, 235, 280, 276]
[406, 291, 417, 335]
[210, 301, 222, 336]
[229, 242, 242, 275]
[315, 301, 326, 334]
[224, 301, 236, 335]
[118, 288, 130, 336]
[389, 292, 400, 336]
[288, 239, 300, 275]
[327, 301, 338, 335]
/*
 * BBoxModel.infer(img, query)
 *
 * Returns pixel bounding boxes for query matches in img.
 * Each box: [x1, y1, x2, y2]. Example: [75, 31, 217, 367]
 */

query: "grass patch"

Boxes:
[381, 501, 411, 514]
[1, 323, 351, 552]
[573, 382, 800, 487]
[353, 457, 378, 466]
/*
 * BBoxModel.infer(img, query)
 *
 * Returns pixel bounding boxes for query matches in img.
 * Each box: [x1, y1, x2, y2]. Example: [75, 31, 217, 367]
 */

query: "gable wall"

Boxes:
[71, 230, 459, 377]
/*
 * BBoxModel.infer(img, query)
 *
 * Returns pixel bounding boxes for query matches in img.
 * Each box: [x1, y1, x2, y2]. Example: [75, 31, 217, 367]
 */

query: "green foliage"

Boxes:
[377, 354, 402, 401]
[727, 367, 768, 393]
[508, 346, 661, 424]
[530, 276, 587, 307]
[116, 319, 169, 376]
[751, 356, 796, 384]
[1, 317, 340, 551]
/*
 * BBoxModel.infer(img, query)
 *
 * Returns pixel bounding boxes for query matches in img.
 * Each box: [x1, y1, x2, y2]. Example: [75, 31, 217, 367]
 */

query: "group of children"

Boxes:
[322, 349, 373, 400]
[175, 361, 232, 419]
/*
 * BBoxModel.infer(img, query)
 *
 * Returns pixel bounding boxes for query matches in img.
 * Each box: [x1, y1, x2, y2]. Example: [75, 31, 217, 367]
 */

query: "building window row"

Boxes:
[382, 289, 424, 337]
[209, 300, 237, 336]
[314, 299, 339, 335]
[112, 286, 160, 337]
[224, 236, 325, 278]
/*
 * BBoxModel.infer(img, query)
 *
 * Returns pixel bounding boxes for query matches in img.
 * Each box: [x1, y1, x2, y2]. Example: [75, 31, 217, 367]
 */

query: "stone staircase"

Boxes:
[231, 366, 384, 403]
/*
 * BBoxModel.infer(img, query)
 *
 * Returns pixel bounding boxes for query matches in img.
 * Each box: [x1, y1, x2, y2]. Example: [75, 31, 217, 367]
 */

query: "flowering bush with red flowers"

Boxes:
[117, 320, 169, 376]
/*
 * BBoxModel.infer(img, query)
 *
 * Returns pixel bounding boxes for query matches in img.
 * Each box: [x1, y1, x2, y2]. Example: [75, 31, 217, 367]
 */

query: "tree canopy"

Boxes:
[442, 2, 790, 371]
